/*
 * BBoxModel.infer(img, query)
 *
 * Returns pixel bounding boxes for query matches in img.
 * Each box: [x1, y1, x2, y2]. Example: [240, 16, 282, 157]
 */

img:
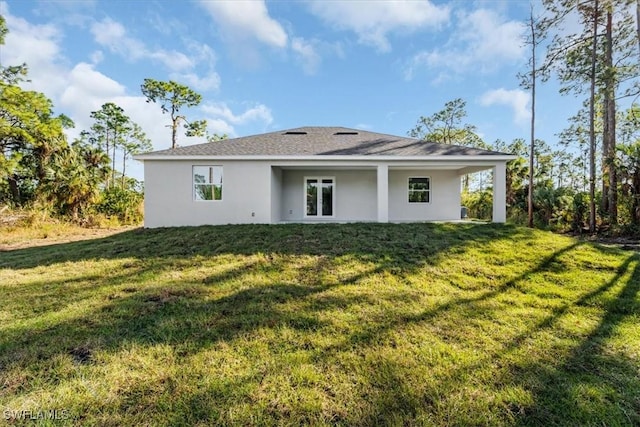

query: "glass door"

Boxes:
[305, 177, 334, 217]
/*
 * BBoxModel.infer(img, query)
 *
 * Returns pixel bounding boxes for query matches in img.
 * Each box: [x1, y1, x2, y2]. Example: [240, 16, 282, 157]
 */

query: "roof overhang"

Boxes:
[134, 154, 518, 162]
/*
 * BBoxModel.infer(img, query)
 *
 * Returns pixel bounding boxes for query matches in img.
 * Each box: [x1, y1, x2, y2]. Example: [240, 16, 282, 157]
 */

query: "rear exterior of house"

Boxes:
[136, 127, 515, 228]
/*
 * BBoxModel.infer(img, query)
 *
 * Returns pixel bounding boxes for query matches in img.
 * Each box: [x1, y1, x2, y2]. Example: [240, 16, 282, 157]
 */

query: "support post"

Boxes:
[493, 162, 507, 223]
[377, 164, 389, 223]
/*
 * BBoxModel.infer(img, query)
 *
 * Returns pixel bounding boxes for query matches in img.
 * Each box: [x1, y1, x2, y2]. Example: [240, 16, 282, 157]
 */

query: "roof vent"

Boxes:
[284, 131, 307, 135]
[334, 131, 358, 135]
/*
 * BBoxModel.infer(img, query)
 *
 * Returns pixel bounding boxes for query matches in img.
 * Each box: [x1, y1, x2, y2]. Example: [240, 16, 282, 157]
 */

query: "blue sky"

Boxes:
[1, 0, 581, 180]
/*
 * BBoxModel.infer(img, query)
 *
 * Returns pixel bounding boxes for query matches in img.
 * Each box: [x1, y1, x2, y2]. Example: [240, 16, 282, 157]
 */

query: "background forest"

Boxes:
[1, 0, 640, 234]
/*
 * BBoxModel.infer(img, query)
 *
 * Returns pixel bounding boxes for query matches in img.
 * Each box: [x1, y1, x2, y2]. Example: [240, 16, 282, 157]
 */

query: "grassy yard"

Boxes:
[0, 223, 638, 426]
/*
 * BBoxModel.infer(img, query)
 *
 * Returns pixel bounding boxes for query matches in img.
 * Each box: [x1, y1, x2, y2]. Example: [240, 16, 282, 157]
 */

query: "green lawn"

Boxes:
[0, 223, 638, 426]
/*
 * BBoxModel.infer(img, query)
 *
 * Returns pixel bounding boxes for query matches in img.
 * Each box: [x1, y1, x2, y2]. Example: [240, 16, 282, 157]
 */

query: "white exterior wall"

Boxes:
[388, 169, 461, 222]
[142, 160, 487, 226]
[270, 167, 282, 223]
[492, 162, 507, 223]
[377, 165, 389, 222]
[280, 169, 377, 222]
[144, 160, 272, 227]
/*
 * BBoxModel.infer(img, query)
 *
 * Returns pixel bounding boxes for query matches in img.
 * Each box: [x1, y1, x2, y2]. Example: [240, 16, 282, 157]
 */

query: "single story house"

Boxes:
[135, 127, 516, 228]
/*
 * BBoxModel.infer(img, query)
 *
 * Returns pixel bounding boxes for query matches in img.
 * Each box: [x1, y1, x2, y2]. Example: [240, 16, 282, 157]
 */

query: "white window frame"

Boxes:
[408, 176, 431, 204]
[193, 165, 223, 202]
[303, 176, 336, 218]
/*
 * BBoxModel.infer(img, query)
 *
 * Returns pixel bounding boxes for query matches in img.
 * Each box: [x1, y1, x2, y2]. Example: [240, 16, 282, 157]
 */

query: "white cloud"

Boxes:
[90, 18, 194, 71]
[206, 119, 235, 137]
[307, 0, 450, 52]
[1, 4, 200, 158]
[170, 72, 221, 92]
[169, 41, 221, 91]
[201, 102, 273, 136]
[196, 1, 340, 74]
[0, 2, 68, 96]
[291, 37, 321, 75]
[403, 51, 430, 81]
[184, 40, 218, 68]
[479, 88, 531, 125]
[197, 0, 288, 48]
[60, 62, 126, 105]
[90, 17, 222, 91]
[202, 102, 273, 125]
[145, 11, 185, 37]
[0, 3, 274, 178]
[56, 62, 177, 152]
[58, 63, 230, 152]
[458, 9, 524, 64]
[405, 8, 525, 80]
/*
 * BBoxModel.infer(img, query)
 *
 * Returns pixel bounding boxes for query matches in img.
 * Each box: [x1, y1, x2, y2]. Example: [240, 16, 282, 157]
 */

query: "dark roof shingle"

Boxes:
[142, 126, 509, 157]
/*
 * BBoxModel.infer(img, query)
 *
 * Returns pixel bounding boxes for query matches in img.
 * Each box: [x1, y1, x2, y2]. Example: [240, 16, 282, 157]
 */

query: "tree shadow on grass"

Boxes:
[0, 223, 528, 343]
[320, 241, 586, 354]
[319, 241, 598, 425]
[512, 255, 640, 426]
[2, 222, 624, 424]
[1, 244, 420, 367]
[0, 222, 528, 270]
[381, 249, 640, 426]
[253, 238, 635, 426]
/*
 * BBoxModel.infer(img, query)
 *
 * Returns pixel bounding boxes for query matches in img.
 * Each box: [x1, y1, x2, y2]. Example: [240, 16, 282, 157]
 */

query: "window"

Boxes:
[408, 177, 430, 203]
[193, 166, 222, 201]
[305, 177, 334, 217]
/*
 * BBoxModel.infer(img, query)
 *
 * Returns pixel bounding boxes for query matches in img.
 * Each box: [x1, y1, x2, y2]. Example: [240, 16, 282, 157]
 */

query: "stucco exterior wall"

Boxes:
[144, 160, 273, 227]
[280, 169, 377, 222]
[388, 169, 461, 221]
[270, 167, 283, 224]
[143, 161, 467, 227]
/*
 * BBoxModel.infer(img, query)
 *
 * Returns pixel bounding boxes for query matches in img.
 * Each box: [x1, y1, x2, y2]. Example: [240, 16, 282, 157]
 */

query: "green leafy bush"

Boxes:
[95, 186, 143, 224]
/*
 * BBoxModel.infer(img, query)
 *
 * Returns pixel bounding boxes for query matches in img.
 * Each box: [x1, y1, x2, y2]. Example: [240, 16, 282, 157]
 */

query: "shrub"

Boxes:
[462, 190, 493, 220]
[95, 187, 144, 225]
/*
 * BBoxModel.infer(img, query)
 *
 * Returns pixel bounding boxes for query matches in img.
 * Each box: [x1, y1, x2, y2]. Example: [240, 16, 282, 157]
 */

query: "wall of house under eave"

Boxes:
[270, 167, 283, 223]
[280, 169, 378, 222]
[388, 169, 461, 222]
[143, 160, 272, 228]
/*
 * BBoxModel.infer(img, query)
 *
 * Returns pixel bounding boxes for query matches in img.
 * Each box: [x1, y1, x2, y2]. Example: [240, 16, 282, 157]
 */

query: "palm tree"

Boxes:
[42, 144, 109, 221]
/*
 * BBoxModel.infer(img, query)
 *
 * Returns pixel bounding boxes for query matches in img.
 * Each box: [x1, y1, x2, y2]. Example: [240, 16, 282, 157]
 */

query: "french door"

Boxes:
[305, 177, 334, 217]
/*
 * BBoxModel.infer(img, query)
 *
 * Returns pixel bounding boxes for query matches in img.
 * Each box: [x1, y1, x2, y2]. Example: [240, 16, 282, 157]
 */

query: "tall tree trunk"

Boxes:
[8, 175, 20, 204]
[122, 151, 127, 190]
[637, 0, 640, 57]
[589, 0, 599, 234]
[111, 141, 117, 189]
[602, 8, 612, 220]
[105, 133, 110, 189]
[528, 9, 536, 229]
[604, 8, 618, 224]
[171, 122, 178, 149]
[602, 100, 610, 216]
[171, 107, 178, 149]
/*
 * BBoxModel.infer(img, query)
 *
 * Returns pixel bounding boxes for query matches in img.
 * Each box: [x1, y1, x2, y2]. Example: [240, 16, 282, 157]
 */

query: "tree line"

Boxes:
[411, 0, 640, 234]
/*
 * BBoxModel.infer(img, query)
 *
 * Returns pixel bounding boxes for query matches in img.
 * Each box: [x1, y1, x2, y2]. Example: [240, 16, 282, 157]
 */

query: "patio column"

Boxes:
[377, 164, 389, 223]
[493, 162, 507, 223]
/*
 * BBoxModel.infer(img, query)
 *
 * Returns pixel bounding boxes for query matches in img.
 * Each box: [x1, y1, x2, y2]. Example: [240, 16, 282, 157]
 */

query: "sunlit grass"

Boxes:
[0, 223, 638, 425]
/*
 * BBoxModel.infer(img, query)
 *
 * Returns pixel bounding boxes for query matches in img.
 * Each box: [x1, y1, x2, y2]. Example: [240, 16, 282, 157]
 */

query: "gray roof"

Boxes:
[141, 126, 510, 157]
